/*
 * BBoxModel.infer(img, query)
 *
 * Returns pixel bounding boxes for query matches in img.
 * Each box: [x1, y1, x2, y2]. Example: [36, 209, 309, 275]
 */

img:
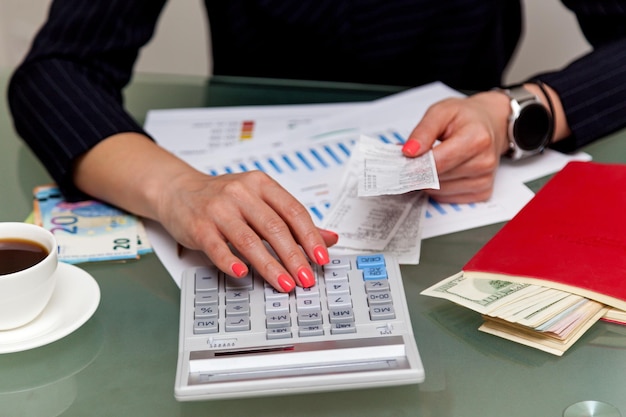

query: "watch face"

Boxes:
[513, 102, 552, 151]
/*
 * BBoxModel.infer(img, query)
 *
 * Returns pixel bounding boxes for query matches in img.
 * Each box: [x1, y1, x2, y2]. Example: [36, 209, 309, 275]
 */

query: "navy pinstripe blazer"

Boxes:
[7, 0, 626, 199]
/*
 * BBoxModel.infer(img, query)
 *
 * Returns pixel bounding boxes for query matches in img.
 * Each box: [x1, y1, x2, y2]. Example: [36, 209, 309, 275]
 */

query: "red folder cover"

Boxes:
[463, 161, 626, 312]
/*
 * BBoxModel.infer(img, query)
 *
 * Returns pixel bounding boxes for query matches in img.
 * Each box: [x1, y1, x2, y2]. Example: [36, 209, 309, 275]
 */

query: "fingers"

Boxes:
[402, 94, 506, 203]
[426, 132, 499, 203]
[402, 98, 457, 157]
[243, 176, 329, 288]
[432, 126, 498, 177]
[193, 171, 334, 293]
[426, 171, 496, 203]
[318, 228, 339, 247]
[201, 218, 301, 293]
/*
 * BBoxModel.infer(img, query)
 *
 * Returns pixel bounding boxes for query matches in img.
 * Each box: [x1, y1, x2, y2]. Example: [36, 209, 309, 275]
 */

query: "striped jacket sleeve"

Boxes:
[536, 0, 626, 151]
[8, 0, 167, 200]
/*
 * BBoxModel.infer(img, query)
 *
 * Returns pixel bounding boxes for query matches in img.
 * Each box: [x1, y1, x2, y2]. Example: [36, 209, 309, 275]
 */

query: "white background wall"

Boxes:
[0, 0, 591, 84]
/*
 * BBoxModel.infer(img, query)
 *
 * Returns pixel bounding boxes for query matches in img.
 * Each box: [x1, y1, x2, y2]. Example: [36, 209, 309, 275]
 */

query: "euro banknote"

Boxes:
[34, 185, 151, 263]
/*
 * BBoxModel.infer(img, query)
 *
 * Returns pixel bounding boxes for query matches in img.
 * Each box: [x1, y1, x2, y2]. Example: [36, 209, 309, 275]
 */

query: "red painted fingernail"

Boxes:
[277, 274, 295, 292]
[297, 267, 316, 288]
[402, 140, 420, 156]
[313, 245, 330, 265]
[322, 229, 339, 241]
[231, 262, 247, 278]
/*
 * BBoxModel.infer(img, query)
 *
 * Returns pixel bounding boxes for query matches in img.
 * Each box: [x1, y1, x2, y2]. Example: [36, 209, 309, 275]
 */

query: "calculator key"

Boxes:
[267, 313, 291, 328]
[226, 289, 249, 303]
[267, 327, 292, 340]
[299, 325, 324, 337]
[266, 299, 290, 315]
[365, 280, 390, 292]
[367, 291, 393, 305]
[362, 266, 388, 281]
[297, 296, 321, 313]
[195, 305, 218, 319]
[264, 285, 288, 302]
[195, 291, 219, 306]
[194, 319, 218, 334]
[329, 308, 354, 324]
[324, 256, 352, 270]
[324, 269, 349, 282]
[225, 316, 250, 332]
[226, 302, 250, 317]
[325, 280, 350, 296]
[330, 322, 356, 335]
[225, 273, 254, 290]
[195, 267, 219, 292]
[296, 285, 319, 297]
[297, 311, 323, 326]
[369, 304, 396, 320]
[327, 295, 352, 310]
[356, 254, 385, 269]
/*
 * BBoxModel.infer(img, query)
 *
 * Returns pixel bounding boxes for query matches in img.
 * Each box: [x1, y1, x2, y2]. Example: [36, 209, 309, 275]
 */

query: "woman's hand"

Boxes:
[74, 132, 338, 292]
[401, 82, 570, 203]
[401, 91, 511, 203]
[158, 169, 339, 292]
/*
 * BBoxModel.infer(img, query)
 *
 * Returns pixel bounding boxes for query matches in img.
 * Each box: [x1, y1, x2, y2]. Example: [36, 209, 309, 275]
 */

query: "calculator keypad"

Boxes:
[191, 254, 396, 339]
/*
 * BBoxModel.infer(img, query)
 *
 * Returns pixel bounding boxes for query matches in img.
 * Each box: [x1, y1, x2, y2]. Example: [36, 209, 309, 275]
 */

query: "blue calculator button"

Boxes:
[356, 254, 386, 269]
[362, 266, 388, 281]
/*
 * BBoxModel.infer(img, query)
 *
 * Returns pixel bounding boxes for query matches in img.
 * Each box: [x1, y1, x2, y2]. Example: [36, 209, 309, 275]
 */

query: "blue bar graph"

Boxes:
[296, 151, 314, 171]
[253, 160, 265, 172]
[268, 158, 282, 174]
[310, 148, 328, 167]
[324, 145, 342, 164]
[424, 197, 477, 219]
[203, 129, 413, 177]
[450, 203, 462, 212]
[309, 206, 324, 221]
[282, 155, 297, 171]
[393, 131, 406, 143]
[338, 143, 351, 157]
[429, 199, 447, 215]
[207, 130, 407, 179]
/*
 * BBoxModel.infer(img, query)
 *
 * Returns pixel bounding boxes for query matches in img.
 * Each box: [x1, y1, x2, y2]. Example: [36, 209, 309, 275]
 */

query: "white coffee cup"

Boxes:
[0, 222, 59, 330]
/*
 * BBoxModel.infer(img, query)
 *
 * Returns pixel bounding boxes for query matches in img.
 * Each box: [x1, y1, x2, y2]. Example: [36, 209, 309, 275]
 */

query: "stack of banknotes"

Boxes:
[421, 272, 609, 356]
[33, 184, 152, 264]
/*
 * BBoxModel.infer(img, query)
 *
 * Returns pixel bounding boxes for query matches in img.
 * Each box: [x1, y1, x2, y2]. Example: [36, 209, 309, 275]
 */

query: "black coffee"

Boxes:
[0, 238, 49, 275]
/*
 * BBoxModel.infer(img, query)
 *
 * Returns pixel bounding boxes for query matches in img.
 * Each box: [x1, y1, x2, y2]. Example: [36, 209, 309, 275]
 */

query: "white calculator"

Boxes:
[174, 253, 424, 401]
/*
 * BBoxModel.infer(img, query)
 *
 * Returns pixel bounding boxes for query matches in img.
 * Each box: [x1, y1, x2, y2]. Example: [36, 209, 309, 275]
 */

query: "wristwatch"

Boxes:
[497, 84, 554, 160]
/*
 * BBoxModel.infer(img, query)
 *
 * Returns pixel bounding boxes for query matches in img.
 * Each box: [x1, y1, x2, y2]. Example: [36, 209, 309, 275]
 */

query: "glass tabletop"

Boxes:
[1, 69, 625, 417]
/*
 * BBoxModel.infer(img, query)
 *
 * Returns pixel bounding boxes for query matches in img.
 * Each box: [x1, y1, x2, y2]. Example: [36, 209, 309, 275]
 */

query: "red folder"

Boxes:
[463, 161, 626, 311]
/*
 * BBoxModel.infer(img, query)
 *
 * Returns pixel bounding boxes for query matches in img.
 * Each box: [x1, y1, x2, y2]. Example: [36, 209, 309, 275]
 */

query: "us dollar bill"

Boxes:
[420, 272, 543, 315]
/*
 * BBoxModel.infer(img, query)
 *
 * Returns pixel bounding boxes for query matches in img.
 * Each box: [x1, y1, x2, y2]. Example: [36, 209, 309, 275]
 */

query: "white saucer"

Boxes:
[0, 263, 101, 354]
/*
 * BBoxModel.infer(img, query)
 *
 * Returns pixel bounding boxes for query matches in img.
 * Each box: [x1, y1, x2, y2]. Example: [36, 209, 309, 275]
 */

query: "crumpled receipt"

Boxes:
[321, 135, 432, 256]
[357, 135, 439, 196]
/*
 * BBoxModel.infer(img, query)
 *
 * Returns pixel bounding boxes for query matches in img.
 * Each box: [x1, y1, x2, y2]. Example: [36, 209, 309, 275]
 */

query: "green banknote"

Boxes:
[420, 272, 541, 315]
[34, 185, 145, 264]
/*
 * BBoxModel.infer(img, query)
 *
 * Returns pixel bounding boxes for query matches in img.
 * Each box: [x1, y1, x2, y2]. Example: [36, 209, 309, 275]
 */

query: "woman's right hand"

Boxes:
[73, 132, 338, 292]
[157, 169, 339, 292]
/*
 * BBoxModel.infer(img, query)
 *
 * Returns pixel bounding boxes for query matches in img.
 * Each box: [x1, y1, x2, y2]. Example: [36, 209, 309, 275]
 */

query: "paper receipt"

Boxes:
[357, 135, 439, 196]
